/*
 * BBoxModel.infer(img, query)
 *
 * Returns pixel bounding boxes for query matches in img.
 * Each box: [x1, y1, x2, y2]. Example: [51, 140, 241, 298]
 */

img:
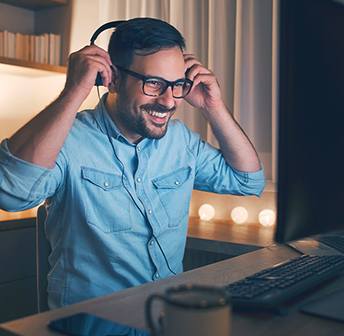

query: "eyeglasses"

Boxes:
[116, 65, 193, 99]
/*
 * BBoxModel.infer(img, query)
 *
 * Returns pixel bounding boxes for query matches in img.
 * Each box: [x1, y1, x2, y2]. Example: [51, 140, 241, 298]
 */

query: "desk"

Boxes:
[2, 244, 344, 336]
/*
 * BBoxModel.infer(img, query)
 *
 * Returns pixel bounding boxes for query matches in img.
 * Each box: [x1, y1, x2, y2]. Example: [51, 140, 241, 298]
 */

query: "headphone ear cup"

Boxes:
[90, 20, 126, 86]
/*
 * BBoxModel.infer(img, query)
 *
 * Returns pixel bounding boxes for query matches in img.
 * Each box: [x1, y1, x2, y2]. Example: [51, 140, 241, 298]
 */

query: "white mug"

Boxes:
[146, 284, 232, 336]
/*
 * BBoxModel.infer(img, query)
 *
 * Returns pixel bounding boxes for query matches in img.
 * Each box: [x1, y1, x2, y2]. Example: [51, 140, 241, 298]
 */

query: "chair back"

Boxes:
[36, 204, 51, 312]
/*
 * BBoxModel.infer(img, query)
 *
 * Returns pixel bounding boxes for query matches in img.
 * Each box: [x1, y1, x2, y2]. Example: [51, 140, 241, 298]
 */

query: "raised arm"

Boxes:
[7, 45, 113, 169]
[184, 54, 261, 173]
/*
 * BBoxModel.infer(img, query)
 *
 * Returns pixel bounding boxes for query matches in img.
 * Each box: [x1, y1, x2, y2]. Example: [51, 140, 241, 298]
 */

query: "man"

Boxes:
[0, 18, 265, 309]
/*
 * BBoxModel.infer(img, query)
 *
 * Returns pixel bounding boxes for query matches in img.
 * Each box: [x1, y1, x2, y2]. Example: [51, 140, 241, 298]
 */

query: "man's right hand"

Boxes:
[63, 45, 113, 101]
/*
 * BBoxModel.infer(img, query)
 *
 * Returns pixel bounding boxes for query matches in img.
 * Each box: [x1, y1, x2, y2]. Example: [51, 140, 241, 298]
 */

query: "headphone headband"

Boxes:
[90, 20, 126, 86]
[90, 20, 126, 45]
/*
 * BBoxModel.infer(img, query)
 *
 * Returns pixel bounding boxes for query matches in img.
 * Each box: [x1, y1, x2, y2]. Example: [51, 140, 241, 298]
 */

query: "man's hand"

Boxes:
[63, 45, 113, 101]
[183, 54, 261, 173]
[183, 54, 223, 113]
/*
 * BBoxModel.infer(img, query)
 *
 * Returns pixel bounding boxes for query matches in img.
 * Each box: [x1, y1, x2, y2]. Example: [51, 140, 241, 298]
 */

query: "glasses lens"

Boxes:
[144, 78, 166, 96]
[173, 81, 192, 98]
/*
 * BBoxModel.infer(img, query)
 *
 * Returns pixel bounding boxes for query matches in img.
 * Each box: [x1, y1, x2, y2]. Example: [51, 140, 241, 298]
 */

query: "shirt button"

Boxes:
[137, 146, 141, 151]
[148, 209, 152, 214]
[150, 240, 154, 245]
[155, 273, 159, 278]
[104, 182, 109, 187]
[137, 177, 141, 183]
[174, 181, 180, 185]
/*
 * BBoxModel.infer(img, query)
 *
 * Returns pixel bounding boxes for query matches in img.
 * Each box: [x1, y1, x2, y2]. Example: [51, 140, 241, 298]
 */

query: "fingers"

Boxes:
[80, 45, 113, 85]
[183, 54, 218, 91]
[67, 45, 113, 89]
[79, 44, 113, 65]
[183, 54, 222, 110]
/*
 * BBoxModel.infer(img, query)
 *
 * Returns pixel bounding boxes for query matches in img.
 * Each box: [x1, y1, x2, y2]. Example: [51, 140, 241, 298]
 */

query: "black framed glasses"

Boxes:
[116, 65, 193, 99]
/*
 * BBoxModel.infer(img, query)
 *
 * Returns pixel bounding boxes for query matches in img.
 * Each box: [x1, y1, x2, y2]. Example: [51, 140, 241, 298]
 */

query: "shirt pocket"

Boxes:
[152, 166, 193, 227]
[81, 166, 132, 233]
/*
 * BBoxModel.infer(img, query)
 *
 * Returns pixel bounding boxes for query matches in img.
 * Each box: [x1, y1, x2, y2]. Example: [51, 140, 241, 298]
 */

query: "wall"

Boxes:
[0, 72, 66, 140]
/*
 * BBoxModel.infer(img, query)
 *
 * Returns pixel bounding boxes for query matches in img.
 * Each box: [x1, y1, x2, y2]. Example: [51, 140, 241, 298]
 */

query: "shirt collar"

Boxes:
[94, 93, 133, 145]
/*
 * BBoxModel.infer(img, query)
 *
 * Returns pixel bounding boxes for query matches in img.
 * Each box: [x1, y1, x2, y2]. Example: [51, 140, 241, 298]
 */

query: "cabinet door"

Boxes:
[0, 225, 37, 323]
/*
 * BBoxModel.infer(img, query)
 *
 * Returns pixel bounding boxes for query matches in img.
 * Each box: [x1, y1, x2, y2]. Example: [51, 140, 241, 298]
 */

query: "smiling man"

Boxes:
[0, 18, 265, 309]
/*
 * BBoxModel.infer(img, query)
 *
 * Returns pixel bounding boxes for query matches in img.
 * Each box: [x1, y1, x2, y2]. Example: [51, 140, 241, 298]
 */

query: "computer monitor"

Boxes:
[275, 0, 344, 243]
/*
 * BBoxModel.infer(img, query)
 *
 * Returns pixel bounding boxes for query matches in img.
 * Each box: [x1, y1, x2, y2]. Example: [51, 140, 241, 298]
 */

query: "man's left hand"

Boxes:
[183, 54, 223, 113]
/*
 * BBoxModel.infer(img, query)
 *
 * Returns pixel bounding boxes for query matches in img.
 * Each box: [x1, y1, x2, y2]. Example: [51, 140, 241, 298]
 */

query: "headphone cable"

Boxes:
[101, 106, 177, 276]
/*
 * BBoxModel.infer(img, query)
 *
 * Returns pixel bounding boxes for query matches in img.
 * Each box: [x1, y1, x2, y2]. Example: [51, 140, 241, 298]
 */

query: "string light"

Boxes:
[258, 209, 276, 227]
[198, 204, 215, 221]
[231, 206, 248, 224]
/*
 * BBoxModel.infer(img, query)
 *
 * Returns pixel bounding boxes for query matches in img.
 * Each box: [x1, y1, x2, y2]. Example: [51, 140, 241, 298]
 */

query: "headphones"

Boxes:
[90, 20, 126, 86]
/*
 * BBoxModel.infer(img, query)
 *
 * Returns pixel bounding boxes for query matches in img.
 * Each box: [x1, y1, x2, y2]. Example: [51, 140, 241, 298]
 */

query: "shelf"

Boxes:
[0, 0, 68, 10]
[0, 56, 67, 77]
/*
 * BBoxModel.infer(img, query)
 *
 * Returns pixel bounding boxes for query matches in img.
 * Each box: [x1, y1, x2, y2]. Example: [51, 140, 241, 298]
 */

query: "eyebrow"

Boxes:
[145, 75, 187, 82]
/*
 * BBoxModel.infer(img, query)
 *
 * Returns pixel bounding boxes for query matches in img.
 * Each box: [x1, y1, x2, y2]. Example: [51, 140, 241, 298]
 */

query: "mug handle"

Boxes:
[145, 293, 165, 336]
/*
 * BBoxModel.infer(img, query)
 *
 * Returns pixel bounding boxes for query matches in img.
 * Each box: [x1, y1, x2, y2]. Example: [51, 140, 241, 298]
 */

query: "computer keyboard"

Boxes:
[226, 254, 344, 309]
[314, 235, 344, 254]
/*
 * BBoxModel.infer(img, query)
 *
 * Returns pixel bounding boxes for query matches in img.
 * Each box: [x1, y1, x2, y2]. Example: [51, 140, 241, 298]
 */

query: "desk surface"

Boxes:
[2, 244, 344, 336]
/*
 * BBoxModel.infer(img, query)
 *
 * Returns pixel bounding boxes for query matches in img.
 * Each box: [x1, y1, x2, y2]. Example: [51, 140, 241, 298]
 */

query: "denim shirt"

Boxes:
[0, 94, 265, 309]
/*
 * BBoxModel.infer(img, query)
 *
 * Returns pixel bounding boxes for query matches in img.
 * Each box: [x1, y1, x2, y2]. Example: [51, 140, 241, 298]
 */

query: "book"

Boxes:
[0, 31, 3, 57]
[15, 32, 24, 60]
[0, 30, 61, 65]
[7, 31, 16, 58]
[29, 35, 35, 62]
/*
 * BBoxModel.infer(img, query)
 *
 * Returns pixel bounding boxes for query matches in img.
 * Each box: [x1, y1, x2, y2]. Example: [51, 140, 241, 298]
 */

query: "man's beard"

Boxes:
[114, 89, 176, 140]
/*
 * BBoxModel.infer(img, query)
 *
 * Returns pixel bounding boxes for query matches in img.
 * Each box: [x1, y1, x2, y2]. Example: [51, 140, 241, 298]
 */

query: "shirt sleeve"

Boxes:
[179, 121, 266, 197]
[0, 139, 64, 211]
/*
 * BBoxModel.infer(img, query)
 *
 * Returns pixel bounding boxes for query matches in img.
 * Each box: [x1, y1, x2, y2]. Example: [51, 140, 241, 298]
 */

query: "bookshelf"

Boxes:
[0, 0, 70, 75]
[0, 0, 68, 11]
[0, 56, 66, 76]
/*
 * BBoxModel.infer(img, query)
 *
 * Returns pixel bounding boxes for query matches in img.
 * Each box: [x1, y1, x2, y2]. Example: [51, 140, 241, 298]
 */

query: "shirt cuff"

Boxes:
[232, 164, 266, 197]
[0, 139, 51, 201]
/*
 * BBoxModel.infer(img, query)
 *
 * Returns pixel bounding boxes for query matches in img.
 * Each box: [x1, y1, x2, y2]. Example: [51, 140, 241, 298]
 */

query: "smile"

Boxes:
[147, 110, 168, 118]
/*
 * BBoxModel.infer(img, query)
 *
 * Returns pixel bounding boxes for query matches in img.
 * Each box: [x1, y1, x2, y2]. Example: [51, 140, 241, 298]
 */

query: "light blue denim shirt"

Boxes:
[0, 94, 265, 309]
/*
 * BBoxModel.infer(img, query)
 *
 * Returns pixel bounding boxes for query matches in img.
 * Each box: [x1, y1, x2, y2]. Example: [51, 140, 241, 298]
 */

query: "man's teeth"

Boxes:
[148, 110, 167, 118]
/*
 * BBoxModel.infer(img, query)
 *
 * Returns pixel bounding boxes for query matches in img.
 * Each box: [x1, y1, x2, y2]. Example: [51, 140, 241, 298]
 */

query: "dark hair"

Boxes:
[108, 17, 186, 69]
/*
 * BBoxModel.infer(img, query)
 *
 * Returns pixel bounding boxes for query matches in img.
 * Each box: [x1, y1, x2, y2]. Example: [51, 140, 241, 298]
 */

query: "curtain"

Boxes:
[233, 0, 275, 182]
[96, 0, 275, 182]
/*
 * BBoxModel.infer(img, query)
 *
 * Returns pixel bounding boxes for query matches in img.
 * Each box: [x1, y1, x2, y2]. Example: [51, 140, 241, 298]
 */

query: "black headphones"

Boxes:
[90, 20, 126, 86]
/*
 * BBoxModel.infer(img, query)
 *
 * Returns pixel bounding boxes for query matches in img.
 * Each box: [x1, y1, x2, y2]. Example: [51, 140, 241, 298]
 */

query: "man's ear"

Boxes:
[108, 66, 119, 93]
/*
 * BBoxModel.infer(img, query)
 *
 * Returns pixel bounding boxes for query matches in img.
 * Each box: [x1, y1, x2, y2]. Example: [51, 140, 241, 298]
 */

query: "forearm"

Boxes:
[183, 55, 261, 172]
[7, 89, 84, 169]
[7, 45, 113, 169]
[202, 101, 261, 172]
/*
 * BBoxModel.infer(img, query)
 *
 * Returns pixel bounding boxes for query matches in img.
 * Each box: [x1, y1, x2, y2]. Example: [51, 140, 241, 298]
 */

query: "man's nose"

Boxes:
[155, 86, 176, 110]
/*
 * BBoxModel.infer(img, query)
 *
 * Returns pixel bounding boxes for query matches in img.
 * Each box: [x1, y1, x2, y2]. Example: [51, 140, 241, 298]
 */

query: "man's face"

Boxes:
[110, 47, 185, 144]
